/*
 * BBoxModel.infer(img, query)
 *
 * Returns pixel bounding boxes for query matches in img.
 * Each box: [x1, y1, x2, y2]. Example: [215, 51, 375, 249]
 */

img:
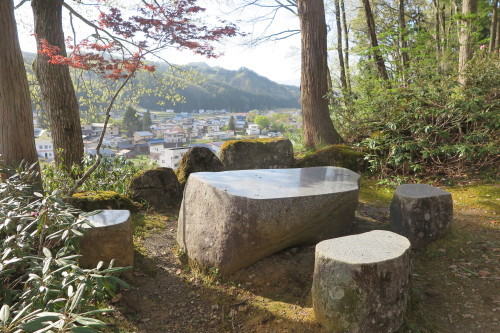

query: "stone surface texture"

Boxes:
[295, 144, 367, 172]
[219, 138, 294, 170]
[312, 230, 411, 333]
[79, 210, 134, 269]
[177, 167, 360, 274]
[175, 147, 224, 186]
[390, 183, 453, 248]
[128, 167, 181, 209]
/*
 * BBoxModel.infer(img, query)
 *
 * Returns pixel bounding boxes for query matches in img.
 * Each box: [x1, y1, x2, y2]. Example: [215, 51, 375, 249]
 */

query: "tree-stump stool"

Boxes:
[390, 184, 453, 249]
[312, 230, 411, 333]
[79, 210, 134, 270]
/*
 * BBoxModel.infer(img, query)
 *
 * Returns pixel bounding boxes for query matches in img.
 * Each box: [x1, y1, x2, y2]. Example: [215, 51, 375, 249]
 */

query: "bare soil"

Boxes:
[105, 184, 499, 333]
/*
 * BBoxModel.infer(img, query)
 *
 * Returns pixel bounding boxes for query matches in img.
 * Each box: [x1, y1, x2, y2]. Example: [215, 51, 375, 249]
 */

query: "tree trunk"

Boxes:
[489, 0, 498, 52]
[340, 0, 352, 93]
[297, 0, 343, 148]
[361, 0, 390, 82]
[433, 0, 442, 56]
[496, 7, 500, 51]
[334, 0, 348, 96]
[399, 0, 410, 82]
[0, 0, 40, 181]
[458, 0, 478, 85]
[32, 0, 84, 170]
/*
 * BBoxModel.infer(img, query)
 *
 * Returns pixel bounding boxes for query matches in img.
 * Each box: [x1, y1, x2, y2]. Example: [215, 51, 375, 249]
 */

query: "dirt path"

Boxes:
[106, 187, 499, 333]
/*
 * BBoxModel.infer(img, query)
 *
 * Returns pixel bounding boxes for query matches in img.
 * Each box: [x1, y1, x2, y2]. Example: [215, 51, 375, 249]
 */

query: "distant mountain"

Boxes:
[140, 63, 301, 112]
[23, 52, 300, 112]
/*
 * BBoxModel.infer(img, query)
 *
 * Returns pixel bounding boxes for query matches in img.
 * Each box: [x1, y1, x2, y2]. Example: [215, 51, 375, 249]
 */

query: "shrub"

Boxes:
[0, 165, 128, 331]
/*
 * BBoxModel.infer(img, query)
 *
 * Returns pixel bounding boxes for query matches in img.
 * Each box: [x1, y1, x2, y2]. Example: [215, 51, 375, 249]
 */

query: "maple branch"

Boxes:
[68, 61, 140, 197]
[14, 0, 29, 10]
[60, 0, 134, 54]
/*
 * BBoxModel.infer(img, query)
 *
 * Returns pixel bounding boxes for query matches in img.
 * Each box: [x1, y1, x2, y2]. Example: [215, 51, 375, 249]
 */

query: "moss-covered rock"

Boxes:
[295, 145, 367, 172]
[219, 138, 294, 170]
[175, 147, 224, 186]
[128, 167, 181, 209]
[70, 191, 138, 212]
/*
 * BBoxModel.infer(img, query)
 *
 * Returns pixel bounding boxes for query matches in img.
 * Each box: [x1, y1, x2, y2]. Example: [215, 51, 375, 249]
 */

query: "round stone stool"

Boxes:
[79, 210, 134, 269]
[390, 184, 453, 249]
[312, 230, 411, 333]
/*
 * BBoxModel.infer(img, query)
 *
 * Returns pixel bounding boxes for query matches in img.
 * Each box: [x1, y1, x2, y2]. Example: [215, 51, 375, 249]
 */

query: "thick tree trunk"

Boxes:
[361, 0, 390, 82]
[458, 0, 478, 85]
[32, 0, 84, 170]
[399, 0, 410, 82]
[0, 0, 40, 181]
[340, 0, 351, 93]
[496, 7, 500, 50]
[298, 0, 343, 148]
[334, 0, 348, 96]
[489, 0, 498, 52]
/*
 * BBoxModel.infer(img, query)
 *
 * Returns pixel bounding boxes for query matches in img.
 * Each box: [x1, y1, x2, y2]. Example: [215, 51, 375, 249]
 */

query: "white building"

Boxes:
[35, 134, 54, 161]
[158, 147, 190, 169]
[164, 130, 186, 144]
[246, 124, 260, 136]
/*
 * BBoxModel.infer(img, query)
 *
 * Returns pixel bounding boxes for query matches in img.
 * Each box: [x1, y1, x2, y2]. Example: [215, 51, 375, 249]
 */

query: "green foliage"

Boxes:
[228, 115, 236, 131]
[42, 156, 143, 196]
[0, 166, 128, 332]
[141, 110, 153, 131]
[122, 106, 141, 136]
[334, 51, 499, 179]
[254, 115, 271, 129]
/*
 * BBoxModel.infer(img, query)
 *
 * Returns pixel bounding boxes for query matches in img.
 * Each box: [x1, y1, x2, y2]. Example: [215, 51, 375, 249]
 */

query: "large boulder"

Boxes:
[70, 191, 138, 212]
[219, 138, 294, 170]
[178, 166, 360, 274]
[312, 230, 411, 333]
[128, 167, 181, 209]
[295, 145, 367, 173]
[175, 147, 224, 186]
[390, 183, 453, 248]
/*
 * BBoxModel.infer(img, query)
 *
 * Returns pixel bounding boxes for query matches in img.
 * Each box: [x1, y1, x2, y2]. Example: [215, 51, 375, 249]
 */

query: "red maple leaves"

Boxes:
[37, 0, 239, 80]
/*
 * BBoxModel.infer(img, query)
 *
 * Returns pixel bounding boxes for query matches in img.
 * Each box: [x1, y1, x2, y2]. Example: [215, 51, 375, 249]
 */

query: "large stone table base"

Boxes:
[177, 167, 360, 274]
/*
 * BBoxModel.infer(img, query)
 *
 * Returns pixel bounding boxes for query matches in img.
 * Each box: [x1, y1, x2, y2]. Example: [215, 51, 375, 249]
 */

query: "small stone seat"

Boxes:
[312, 230, 411, 333]
[390, 184, 453, 249]
[79, 210, 134, 269]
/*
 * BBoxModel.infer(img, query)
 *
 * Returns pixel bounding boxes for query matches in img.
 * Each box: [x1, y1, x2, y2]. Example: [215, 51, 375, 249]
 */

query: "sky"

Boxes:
[14, 1, 302, 86]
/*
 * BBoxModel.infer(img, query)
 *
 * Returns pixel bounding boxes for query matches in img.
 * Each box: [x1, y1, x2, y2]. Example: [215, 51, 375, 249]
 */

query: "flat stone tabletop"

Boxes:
[189, 166, 360, 199]
[395, 183, 451, 198]
[82, 210, 130, 228]
[316, 230, 411, 264]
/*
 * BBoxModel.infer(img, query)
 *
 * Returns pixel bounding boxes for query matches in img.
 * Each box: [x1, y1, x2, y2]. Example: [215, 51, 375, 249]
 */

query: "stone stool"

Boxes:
[79, 210, 134, 270]
[390, 184, 453, 249]
[312, 230, 411, 333]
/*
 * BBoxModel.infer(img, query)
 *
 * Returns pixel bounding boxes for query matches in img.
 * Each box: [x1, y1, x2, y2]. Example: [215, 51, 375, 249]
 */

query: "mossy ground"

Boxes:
[104, 177, 498, 333]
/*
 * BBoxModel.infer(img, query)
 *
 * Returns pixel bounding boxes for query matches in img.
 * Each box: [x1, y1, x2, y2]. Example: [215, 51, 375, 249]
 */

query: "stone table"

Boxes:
[79, 210, 134, 270]
[177, 166, 360, 274]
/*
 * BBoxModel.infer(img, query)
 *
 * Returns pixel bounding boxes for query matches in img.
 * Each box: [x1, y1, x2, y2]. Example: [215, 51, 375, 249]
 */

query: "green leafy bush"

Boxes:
[43, 155, 143, 195]
[0, 165, 128, 332]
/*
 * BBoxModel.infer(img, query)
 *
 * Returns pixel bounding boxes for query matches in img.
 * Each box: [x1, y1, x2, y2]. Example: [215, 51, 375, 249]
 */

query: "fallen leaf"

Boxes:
[111, 293, 122, 303]
[478, 270, 491, 277]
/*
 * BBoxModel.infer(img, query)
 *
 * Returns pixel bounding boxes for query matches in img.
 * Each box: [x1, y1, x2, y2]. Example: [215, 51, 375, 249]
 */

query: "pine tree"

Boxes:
[228, 115, 236, 130]
[142, 110, 153, 131]
[123, 106, 140, 136]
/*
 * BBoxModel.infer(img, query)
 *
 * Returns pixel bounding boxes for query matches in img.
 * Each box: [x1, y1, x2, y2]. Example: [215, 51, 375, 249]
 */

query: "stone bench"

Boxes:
[177, 166, 360, 274]
[390, 184, 453, 249]
[79, 210, 134, 270]
[312, 230, 411, 333]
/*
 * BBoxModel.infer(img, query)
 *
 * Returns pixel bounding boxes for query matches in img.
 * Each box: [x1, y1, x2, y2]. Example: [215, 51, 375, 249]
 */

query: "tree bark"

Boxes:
[399, 0, 410, 82]
[458, 0, 478, 85]
[361, 0, 390, 82]
[489, 0, 498, 52]
[340, 0, 351, 94]
[298, 0, 343, 148]
[32, 0, 84, 170]
[0, 0, 40, 181]
[334, 0, 348, 96]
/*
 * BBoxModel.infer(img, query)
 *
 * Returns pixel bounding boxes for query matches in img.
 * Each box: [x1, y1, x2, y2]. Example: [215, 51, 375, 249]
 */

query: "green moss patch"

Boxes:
[295, 145, 366, 172]
[70, 190, 139, 212]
